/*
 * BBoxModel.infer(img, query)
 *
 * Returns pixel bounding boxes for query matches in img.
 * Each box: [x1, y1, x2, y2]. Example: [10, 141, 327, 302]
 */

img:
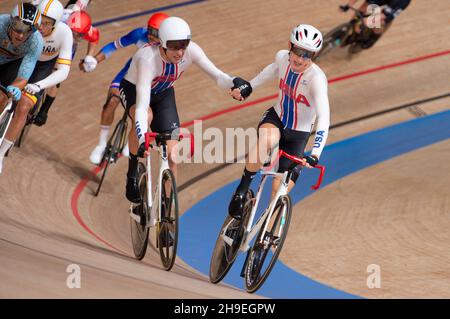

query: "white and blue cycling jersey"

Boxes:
[0, 14, 44, 80]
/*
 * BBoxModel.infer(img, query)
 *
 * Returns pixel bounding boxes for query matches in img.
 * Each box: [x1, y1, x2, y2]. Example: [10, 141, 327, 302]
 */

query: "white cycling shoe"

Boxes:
[89, 144, 106, 165]
[0, 158, 3, 174]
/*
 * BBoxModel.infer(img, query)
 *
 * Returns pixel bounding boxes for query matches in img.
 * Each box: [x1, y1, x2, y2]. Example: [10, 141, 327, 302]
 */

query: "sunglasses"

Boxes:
[290, 45, 315, 59]
[166, 39, 190, 51]
[10, 17, 33, 34]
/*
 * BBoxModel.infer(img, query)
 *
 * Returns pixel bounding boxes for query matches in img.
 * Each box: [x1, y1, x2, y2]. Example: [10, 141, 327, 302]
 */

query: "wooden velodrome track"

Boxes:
[1, 0, 449, 298]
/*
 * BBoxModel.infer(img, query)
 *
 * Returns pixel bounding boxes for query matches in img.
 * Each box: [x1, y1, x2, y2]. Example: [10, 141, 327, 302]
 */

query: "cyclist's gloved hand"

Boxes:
[339, 4, 350, 12]
[232, 77, 252, 100]
[6, 85, 22, 101]
[303, 155, 319, 167]
[24, 83, 41, 95]
[82, 55, 98, 73]
[137, 142, 147, 158]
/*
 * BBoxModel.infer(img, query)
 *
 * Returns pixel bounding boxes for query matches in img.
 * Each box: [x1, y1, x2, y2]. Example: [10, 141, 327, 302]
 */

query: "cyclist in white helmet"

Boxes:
[0, 0, 75, 174]
[228, 24, 330, 220]
[120, 16, 251, 203]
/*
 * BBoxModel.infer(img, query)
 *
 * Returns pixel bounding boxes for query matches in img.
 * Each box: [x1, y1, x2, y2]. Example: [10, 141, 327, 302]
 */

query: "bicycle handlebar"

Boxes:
[144, 131, 195, 158]
[0, 84, 13, 100]
[279, 150, 326, 190]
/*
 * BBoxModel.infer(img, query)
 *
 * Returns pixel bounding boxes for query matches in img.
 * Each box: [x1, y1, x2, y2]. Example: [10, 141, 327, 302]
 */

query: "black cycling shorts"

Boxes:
[258, 107, 310, 181]
[119, 79, 180, 133]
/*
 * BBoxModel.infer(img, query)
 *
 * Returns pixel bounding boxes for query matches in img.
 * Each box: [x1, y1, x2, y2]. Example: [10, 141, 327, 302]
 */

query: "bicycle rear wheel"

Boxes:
[315, 22, 352, 61]
[130, 162, 149, 260]
[209, 190, 254, 284]
[157, 169, 179, 271]
[94, 120, 125, 196]
[244, 194, 292, 293]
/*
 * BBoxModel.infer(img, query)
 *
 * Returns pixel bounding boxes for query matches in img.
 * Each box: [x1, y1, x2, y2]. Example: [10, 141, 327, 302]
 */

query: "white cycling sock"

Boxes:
[98, 125, 110, 146]
[0, 139, 13, 158]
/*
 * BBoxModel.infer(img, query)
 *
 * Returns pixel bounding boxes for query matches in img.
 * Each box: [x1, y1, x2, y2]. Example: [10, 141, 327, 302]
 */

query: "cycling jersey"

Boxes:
[126, 41, 235, 144]
[34, 21, 73, 89]
[101, 28, 148, 59]
[0, 14, 44, 81]
[250, 50, 330, 158]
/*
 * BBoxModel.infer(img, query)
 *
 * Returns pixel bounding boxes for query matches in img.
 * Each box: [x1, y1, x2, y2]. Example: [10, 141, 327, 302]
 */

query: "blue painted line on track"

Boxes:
[93, 0, 208, 27]
[179, 109, 450, 298]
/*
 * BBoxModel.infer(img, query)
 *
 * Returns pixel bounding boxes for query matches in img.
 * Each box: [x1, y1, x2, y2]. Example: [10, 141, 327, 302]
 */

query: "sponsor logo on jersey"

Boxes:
[42, 45, 57, 56]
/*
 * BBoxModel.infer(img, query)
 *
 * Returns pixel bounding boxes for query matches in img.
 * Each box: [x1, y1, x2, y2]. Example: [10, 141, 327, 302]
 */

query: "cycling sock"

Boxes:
[40, 95, 56, 114]
[127, 153, 139, 178]
[236, 168, 257, 194]
[98, 125, 110, 146]
[0, 139, 13, 158]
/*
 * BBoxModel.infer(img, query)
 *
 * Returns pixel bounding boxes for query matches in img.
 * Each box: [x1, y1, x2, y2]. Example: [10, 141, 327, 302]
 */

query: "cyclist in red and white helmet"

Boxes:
[86, 12, 169, 164]
[228, 24, 330, 220]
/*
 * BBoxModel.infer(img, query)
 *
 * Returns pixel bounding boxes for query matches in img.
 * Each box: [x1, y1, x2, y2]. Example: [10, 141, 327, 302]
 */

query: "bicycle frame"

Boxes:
[239, 170, 290, 252]
[220, 151, 325, 253]
[129, 131, 193, 228]
[146, 140, 170, 228]
[0, 98, 14, 146]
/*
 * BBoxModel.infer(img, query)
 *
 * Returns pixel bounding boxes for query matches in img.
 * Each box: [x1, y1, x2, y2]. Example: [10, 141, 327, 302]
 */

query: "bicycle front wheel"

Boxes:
[157, 169, 179, 271]
[209, 190, 254, 284]
[130, 162, 149, 260]
[244, 194, 292, 293]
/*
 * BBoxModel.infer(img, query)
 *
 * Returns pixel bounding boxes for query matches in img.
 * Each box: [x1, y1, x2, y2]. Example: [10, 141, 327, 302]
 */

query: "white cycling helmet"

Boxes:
[158, 16, 191, 49]
[38, 0, 64, 25]
[290, 24, 323, 52]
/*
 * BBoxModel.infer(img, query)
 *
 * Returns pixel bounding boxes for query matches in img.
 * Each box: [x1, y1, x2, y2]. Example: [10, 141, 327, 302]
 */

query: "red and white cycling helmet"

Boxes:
[290, 24, 323, 53]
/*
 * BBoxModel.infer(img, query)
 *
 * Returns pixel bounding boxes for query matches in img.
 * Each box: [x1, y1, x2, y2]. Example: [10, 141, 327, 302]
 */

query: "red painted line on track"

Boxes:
[70, 49, 450, 253]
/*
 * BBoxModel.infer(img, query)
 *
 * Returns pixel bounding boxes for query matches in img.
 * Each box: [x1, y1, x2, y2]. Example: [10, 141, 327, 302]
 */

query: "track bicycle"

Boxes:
[209, 150, 325, 293]
[315, 5, 375, 60]
[129, 131, 193, 271]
